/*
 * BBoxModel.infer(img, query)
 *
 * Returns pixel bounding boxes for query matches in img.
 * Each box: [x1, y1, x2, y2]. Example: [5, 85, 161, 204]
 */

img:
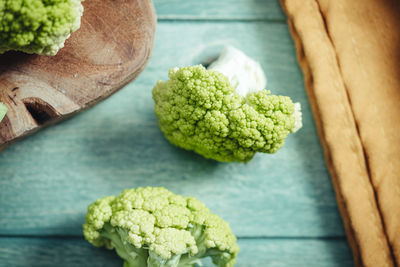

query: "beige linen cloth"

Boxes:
[280, 0, 400, 266]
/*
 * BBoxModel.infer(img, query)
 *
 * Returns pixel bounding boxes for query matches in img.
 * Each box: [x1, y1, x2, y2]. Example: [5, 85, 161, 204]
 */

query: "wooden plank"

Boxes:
[0, 237, 353, 266]
[153, 0, 285, 21]
[0, 22, 344, 238]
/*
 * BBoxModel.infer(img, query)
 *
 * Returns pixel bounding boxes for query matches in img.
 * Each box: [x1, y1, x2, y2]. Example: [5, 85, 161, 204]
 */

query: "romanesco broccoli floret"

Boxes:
[83, 187, 239, 267]
[152, 65, 298, 162]
[0, 102, 7, 122]
[0, 0, 84, 55]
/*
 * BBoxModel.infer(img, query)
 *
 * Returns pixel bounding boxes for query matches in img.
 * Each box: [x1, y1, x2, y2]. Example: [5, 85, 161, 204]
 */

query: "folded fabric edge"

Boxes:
[315, 1, 400, 264]
[286, 19, 362, 266]
[279, 0, 395, 266]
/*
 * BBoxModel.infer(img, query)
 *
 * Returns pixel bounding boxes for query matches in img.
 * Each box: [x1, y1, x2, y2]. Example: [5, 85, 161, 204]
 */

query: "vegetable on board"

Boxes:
[0, 0, 84, 55]
[0, 103, 7, 123]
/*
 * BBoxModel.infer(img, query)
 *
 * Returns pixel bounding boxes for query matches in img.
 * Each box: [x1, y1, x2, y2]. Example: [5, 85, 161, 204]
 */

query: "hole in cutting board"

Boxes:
[22, 98, 59, 125]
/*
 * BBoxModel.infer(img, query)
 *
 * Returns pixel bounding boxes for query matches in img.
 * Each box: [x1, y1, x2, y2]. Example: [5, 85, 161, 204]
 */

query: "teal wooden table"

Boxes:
[0, 1, 354, 266]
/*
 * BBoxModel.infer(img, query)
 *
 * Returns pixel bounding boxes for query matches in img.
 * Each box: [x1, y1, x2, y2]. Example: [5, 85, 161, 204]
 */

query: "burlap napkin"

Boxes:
[280, 0, 400, 266]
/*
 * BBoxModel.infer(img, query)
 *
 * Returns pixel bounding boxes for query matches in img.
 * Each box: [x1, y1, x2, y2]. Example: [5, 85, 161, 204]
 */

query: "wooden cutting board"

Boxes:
[0, 0, 156, 151]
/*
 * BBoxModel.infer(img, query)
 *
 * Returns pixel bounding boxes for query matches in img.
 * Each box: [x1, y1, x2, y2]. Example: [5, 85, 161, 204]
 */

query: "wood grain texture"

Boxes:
[153, 0, 285, 20]
[0, 22, 345, 238]
[0, 237, 352, 267]
[0, 0, 354, 266]
[0, 0, 156, 150]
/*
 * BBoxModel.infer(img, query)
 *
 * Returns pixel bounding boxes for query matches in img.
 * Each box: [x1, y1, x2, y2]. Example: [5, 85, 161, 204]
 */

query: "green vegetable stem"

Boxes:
[0, 102, 7, 123]
[83, 187, 239, 267]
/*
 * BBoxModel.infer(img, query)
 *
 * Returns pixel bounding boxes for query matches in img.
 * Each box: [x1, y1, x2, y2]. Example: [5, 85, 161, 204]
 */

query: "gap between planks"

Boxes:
[157, 17, 286, 23]
[0, 234, 347, 240]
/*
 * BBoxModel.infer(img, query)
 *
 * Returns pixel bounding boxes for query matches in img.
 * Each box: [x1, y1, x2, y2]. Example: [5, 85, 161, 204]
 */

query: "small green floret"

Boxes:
[152, 65, 296, 162]
[0, 102, 7, 122]
[0, 0, 84, 55]
[83, 187, 239, 267]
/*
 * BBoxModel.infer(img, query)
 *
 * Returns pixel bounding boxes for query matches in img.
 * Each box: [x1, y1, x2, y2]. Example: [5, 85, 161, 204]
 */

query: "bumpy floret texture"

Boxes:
[0, 0, 84, 55]
[83, 187, 239, 267]
[152, 65, 296, 162]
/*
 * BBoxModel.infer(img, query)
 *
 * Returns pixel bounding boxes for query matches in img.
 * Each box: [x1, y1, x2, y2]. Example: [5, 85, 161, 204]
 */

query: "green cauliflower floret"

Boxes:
[83, 187, 239, 267]
[0, 102, 7, 122]
[152, 65, 297, 162]
[0, 0, 84, 55]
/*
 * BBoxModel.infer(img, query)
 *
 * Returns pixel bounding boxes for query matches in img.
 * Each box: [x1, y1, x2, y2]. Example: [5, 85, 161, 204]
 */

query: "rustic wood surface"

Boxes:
[0, 0, 156, 150]
[0, 238, 352, 267]
[0, 0, 353, 266]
